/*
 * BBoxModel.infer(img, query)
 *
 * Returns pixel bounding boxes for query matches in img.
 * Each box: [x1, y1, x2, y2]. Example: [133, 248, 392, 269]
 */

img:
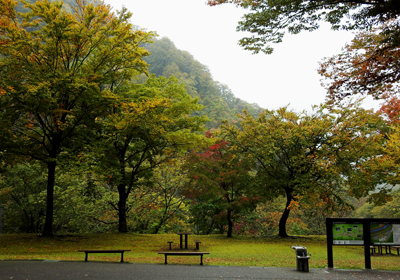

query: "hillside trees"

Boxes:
[144, 37, 263, 128]
[221, 102, 391, 237]
[184, 132, 259, 237]
[91, 76, 207, 233]
[0, 0, 154, 236]
[207, 0, 400, 55]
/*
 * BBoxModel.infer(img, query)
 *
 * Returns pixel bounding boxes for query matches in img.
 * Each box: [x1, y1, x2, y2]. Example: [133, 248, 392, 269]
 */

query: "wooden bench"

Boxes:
[194, 240, 201, 250]
[78, 249, 131, 262]
[158, 251, 210, 265]
[167, 241, 174, 250]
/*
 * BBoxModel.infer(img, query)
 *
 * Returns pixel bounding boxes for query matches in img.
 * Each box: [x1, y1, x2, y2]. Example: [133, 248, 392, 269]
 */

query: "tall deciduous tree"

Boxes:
[0, 0, 153, 236]
[93, 76, 207, 233]
[222, 102, 391, 237]
[184, 132, 258, 237]
[207, 0, 400, 54]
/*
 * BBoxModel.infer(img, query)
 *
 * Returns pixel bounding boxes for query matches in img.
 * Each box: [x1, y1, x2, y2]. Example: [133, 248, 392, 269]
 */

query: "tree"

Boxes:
[0, 162, 47, 233]
[378, 95, 400, 124]
[184, 132, 258, 237]
[0, 0, 153, 236]
[143, 159, 189, 234]
[207, 0, 400, 54]
[319, 20, 400, 101]
[374, 124, 400, 188]
[0, 161, 111, 233]
[92, 76, 207, 233]
[365, 96, 400, 190]
[222, 101, 391, 237]
[356, 188, 400, 219]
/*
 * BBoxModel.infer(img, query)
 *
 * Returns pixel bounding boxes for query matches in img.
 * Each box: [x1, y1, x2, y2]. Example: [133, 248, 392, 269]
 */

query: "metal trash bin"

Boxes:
[291, 245, 311, 272]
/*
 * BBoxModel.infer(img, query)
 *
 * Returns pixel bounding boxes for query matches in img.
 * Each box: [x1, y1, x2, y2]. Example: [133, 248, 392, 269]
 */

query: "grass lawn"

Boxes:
[0, 233, 399, 270]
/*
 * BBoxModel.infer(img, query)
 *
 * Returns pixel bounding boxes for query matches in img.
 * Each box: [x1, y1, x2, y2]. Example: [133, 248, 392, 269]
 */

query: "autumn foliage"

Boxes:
[207, 0, 260, 6]
[221, 102, 391, 237]
[378, 95, 400, 124]
[184, 131, 259, 237]
[319, 20, 400, 101]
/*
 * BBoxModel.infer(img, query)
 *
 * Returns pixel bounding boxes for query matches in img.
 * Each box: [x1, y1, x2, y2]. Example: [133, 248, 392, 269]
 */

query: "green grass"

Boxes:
[0, 233, 399, 270]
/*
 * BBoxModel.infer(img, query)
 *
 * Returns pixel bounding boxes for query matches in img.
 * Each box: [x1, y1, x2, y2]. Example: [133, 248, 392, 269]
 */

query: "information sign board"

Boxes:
[370, 222, 400, 245]
[332, 222, 364, 245]
[326, 218, 400, 269]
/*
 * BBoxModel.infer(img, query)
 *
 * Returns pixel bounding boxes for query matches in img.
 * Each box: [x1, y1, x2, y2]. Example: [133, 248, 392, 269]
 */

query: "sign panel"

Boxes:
[370, 223, 400, 245]
[332, 222, 364, 245]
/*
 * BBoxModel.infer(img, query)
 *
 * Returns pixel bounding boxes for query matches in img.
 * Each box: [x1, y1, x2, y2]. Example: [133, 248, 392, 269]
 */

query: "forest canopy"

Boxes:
[0, 0, 399, 238]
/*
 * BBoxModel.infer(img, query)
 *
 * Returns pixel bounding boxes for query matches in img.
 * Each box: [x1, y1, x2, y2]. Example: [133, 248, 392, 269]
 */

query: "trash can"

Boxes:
[290, 245, 311, 272]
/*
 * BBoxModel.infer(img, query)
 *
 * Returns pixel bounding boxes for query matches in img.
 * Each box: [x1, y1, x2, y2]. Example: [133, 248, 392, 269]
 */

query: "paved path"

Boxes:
[1, 261, 400, 280]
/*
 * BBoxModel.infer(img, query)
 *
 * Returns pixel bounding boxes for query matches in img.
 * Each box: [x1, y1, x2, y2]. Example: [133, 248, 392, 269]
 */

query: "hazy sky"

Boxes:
[108, 0, 380, 112]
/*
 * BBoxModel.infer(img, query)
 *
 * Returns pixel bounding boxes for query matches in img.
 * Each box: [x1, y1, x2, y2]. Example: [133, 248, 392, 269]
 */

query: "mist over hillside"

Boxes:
[143, 37, 263, 128]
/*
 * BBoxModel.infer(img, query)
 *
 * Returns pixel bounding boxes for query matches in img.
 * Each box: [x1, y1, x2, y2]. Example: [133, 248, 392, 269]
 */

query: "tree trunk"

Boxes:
[278, 187, 294, 238]
[42, 161, 56, 237]
[153, 218, 165, 234]
[227, 208, 233, 237]
[207, 219, 215, 235]
[118, 184, 128, 233]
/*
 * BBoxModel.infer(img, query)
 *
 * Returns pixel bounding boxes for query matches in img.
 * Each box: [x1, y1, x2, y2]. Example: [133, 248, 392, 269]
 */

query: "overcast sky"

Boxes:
[108, 0, 380, 112]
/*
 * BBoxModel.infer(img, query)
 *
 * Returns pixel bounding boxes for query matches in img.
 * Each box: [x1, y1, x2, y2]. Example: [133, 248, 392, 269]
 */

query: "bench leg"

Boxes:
[164, 255, 168, 264]
[200, 254, 203, 265]
[121, 252, 124, 263]
[85, 252, 88, 262]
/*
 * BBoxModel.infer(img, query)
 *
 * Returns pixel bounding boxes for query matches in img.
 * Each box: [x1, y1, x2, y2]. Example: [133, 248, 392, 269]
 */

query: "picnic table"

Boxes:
[177, 232, 192, 249]
[371, 245, 392, 255]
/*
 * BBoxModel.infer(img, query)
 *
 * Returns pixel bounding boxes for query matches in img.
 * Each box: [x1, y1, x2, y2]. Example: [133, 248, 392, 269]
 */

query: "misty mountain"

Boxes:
[143, 37, 263, 128]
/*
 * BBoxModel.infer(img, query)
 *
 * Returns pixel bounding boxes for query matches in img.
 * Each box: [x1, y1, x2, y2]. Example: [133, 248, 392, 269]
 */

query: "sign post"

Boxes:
[326, 218, 333, 268]
[364, 221, 371, 269]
